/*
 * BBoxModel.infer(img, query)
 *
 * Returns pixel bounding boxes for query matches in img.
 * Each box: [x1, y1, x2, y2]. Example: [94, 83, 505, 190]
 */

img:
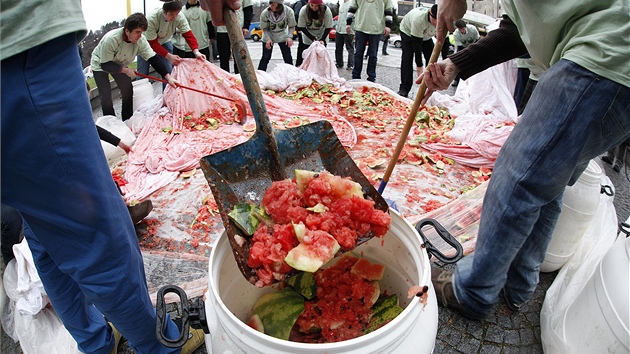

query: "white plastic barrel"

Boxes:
[132, 78, 155, 112]
[561, 235, 630, 353]
[541, 160, 602, 272]
[203, 210, 439, 353]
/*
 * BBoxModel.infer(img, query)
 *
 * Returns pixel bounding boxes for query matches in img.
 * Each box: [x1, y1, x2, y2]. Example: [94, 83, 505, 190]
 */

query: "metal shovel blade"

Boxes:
[199, 9, 388, 286]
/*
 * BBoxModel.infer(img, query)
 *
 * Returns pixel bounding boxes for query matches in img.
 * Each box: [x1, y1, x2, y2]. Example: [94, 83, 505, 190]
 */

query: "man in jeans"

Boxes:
[422, 0, 629, 320]
[345, 0, 394, 82]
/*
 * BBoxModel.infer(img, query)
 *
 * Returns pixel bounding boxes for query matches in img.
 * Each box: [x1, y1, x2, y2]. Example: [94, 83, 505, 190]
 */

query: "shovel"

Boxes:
[199, 9, 389, 286]
[378, 29, 448, 194]
[134, 71, 248, 123]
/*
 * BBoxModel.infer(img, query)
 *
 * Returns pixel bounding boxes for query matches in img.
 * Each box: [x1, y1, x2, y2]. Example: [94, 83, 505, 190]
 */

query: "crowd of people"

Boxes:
[2, 0, 627, 352]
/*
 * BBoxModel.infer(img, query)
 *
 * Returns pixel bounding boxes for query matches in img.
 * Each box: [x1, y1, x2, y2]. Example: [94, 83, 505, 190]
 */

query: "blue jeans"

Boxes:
[453, 59, 630, 318]
[137, 41, 173, 89]
[352, 31, 381, 82]
[1, 33, 180, 353]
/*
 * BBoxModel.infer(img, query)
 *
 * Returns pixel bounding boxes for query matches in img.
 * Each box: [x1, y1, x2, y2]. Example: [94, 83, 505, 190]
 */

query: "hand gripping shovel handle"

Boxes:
[134, 71, 247, 123]
[377, 29, 448, 194]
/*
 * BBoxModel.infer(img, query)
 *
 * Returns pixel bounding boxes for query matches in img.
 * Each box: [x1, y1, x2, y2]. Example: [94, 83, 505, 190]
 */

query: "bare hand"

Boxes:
[286, 38, 293, 47]
[199, 0, 241, 26]
[121, 67, 136, 79]
[436, 0, 467, 44]
[242, 28, 249, 37]
[193, 50, 206, 60]
[165, 74, 179, 88]
[346, 25, 351, 34]
[118, 141, 132, 153]
[166, 53, 183, 65]
[419, 60, 459, 104]
[383, 27, 391, 37]
[265, 39, 273, 50]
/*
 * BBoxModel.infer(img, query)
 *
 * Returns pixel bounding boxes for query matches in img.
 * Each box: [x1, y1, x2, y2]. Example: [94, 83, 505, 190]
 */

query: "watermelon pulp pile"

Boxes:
[230, 170, 391, 287]
[248, 254, 404, 343]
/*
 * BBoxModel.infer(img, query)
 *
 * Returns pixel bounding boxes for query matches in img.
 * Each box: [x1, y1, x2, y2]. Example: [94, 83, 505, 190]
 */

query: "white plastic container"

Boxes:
[541, 160, 602, 272]
[561, 235, 630, 353]
[203, 210, 439, 353]
[132, 78, 155, 112]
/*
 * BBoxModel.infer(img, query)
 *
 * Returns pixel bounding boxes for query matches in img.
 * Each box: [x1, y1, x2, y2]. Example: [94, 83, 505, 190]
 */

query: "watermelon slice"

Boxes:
[350, 258, 386, 281]
[252, 287, 304, 340]
[285, 230, 341, 273]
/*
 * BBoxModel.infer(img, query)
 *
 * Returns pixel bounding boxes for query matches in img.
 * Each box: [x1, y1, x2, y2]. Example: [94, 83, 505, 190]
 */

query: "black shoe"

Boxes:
[128, 200, 153, 224]
[602, 151, 615, 165]
[431, 264, 480, 320]
[397, 90, 408, 98]
[500, 288, 522, 313]
[382, 52, 389, 56]
[346, 66, 353, 70]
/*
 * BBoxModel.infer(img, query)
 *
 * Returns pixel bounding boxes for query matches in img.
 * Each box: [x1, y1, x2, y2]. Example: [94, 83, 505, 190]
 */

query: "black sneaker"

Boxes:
[431, 264, 479, 320]
[397, 90, 408, 98]
[127, 200, 153, 224]
[500, 288, 522, 312]
[346, 66, 353, 70]
[382, 52, 389, 56]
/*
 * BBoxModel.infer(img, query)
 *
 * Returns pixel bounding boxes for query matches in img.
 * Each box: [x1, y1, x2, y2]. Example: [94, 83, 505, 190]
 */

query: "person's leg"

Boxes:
[335, 34, 345, 68]
[1, 33, 181, 353]
[93, 70, 116, 117]
[258, 42, 273, 71]
[278, 42, 293, 65]
[352, 31, 367, 80]
[440, 38, 449, 59]
[217, 33, 232, 72]
[516, 78, 537, 115]
[365, 34, 380, 82]
[172, 46, 187, 58]
[452, 59, 630, 318]
[381, 35, 388, 55]
[398, 32, 414, 96]
[136, 55, 150, 76]
[346, 34, 355, 69]
[421, 38, 434, 67]
[296, 33, 305, 67]
[160, 42, 174, 89]
[112, 72, 134, 121]
[199, 46, 211, 61]
[513, 67, 530, 109]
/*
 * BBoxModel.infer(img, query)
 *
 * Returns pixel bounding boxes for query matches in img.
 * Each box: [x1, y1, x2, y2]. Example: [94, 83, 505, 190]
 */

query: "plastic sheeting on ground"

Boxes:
[421, 60, 519, 168]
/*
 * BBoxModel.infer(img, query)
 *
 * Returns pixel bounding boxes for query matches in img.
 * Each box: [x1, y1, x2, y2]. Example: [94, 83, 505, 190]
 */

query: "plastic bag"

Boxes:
[14, 306, 81, 354]
[540, 175, 619, 353]
[96, 115, 137, 168]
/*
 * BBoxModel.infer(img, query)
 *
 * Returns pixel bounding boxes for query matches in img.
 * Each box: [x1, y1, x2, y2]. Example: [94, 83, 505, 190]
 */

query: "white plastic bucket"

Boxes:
[541, 159, 602, 272]
[561, 236, 630, 353]
[203, 210, 438, 353]
[132, 78, 155, 112]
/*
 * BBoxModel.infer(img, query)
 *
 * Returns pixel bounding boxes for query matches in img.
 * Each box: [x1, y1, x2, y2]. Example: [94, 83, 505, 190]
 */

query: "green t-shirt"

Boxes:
[0, 0, 87, 60]
[453, 24, 479, 48]
[502, 0, 629, 87]
[399, 7, 435, 40]
[297, 6, 334, 45]
[348, 0, 394, 35]
[173, 5, 212, 51]
[260, 6, 296, 43]
[91, 28, 156, 72]
[336, 1, 354, 35]
[145, 7, 192, 45]
[216, 0, 252, 33]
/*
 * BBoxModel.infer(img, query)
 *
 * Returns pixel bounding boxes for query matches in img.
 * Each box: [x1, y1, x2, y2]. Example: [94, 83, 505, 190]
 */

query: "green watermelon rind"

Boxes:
[365, 294, 403, 334]
[285, 271, 317, 300]
[252, 287, 305, 340]
[228, 203, 261, 236]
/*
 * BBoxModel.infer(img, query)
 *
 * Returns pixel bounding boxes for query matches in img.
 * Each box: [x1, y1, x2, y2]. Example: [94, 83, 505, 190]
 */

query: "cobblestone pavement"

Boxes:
[2, 40, 629, 354]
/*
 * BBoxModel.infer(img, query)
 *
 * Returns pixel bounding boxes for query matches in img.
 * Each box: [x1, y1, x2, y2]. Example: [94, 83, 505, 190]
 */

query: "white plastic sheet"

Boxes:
[540, 175, 619, 353]
[96, 115, 137, 168]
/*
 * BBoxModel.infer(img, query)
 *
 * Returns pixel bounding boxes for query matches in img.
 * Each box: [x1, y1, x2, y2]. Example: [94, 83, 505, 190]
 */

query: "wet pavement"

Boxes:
[2, 40, 629, 353]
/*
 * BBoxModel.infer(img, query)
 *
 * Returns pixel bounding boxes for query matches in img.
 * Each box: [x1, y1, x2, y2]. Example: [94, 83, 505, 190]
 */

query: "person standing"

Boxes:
[296, 0, 334, 66]
[258, 0, 296, 71]
[397, 5, 437, 97]
[345, 0, 394, 82]
[91, 13, 178, 121]
[381, 33, 389, 55]
[335, 0, 355, 70]
[424, 0, 629, 320]
[215, 0, 253, 73]
[172, 0, 214, 60]
[137, 0, 206, 83]
[0, 1, 204, 352]
[292, 0, 310, 66]
[450, 19, 479, 87]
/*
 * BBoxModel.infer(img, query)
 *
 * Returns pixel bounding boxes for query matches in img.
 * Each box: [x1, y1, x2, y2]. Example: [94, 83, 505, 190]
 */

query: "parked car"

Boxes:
[83, 65, 93, 79]
[250, 27, 263, 41]
[246, 22, 260, 39]
[388, 34, 401, 48]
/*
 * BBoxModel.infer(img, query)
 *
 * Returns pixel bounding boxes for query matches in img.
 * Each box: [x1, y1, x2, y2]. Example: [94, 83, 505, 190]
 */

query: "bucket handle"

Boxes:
[156, 285, 209, 348]
[415, 218, 463, 264]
